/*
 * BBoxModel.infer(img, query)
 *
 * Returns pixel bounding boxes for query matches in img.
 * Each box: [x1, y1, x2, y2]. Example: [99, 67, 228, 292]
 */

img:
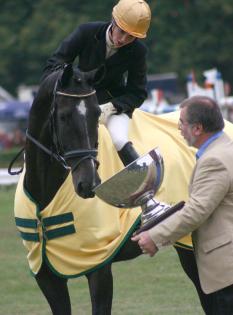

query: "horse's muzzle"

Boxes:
[74, 176, 101, 199]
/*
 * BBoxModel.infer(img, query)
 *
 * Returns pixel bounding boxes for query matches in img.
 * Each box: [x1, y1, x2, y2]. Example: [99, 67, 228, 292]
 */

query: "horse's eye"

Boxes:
[74, 77, 82, 83]
[60, 114, 66, 122]
[60, 114, 71, 122]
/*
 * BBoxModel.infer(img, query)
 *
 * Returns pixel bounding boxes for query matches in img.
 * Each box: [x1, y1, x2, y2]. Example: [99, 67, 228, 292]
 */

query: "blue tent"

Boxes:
[0, 100, 31, 120]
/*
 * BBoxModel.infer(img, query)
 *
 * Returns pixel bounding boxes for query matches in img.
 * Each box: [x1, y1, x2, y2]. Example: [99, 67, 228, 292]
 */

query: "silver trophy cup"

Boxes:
[94, 147, 184, 234]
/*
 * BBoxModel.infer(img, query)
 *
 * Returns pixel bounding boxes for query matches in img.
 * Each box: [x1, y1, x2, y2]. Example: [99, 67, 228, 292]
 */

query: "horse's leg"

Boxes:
[86, 232, 142, 315]
[175, 246, 212, 315]
[86, 263, 113, 315]
[113, 236, 142, 262]
[35, 262, 71, 315]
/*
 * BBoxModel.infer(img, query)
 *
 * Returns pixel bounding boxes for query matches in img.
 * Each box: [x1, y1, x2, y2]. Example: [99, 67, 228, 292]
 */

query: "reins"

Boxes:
[26, 130, 70, 170]
[25, 130, 98, 171]
[8, 147, 25, 175]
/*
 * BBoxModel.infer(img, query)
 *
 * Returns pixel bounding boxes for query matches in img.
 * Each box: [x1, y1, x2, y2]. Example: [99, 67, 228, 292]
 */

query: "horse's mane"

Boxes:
[27, 71, 61, 136]
[34, 71, 61, 109]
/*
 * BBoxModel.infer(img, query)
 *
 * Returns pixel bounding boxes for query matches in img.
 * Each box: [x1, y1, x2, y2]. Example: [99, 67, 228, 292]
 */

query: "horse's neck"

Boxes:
[24, 142, 68, 210]
[24, 79, 68, 210]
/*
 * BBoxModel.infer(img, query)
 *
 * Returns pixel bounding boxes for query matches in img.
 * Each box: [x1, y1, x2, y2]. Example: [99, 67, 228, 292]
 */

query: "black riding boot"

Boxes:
[117, 142, 139, 166]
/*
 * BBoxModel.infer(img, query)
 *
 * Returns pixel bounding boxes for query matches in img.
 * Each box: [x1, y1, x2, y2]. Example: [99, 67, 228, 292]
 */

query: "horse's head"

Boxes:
[51, 64, 104, 198]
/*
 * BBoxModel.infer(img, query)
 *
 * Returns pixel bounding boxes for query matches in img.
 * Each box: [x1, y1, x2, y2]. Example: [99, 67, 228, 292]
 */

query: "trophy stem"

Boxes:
[141, 198, 167, 219]
[136, 201, 185, 235]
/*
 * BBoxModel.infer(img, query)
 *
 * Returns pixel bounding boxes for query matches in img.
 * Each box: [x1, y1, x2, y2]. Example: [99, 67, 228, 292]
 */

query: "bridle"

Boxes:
[26, 78, 99, 172]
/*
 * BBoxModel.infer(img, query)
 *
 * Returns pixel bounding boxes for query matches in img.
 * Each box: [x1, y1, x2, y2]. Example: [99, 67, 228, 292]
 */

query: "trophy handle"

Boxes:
[134, 201, 185, 235]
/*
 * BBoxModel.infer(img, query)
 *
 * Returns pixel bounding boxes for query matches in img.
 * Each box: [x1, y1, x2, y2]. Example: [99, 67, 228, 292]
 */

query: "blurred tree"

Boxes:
[0, 0, 232, 95]
[148, 0, 233, 88]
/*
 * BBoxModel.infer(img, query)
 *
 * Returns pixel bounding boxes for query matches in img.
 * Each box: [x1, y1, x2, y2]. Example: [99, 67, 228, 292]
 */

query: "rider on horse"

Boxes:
[41, 0, 172, 225]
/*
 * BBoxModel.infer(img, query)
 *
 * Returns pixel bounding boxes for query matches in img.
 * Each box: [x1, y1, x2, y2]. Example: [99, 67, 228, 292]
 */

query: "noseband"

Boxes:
[26, 80, 99, 172]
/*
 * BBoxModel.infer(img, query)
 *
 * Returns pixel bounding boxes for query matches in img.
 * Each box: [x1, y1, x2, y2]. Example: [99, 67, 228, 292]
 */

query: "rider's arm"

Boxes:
[41, 24, 86, 80]
[111, 42, 148, 114]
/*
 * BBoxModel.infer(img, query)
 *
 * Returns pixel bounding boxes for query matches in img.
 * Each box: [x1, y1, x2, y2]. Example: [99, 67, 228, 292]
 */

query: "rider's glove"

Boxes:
[99, 102, 117, 125]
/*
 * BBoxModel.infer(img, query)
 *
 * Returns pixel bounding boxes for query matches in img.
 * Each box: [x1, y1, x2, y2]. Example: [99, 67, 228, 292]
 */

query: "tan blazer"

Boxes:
[149, 133, 233, 294]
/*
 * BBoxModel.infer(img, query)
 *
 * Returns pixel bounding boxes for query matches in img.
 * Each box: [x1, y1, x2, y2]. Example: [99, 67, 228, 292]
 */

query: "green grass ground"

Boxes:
[0, 187, 203, 315]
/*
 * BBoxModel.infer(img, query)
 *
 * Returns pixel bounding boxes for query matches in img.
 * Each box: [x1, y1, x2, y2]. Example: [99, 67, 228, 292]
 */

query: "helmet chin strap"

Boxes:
[106, 23, 118, 56]
[108, 22, 115, 45]
[111, 18, 116, 27]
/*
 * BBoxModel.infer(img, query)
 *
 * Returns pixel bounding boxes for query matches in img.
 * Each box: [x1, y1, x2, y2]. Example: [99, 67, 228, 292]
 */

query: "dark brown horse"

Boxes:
[14, 64, 210, 314]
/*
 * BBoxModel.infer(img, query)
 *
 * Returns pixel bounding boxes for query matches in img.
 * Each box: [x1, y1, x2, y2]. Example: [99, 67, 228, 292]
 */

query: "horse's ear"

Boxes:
[86, 65, 106, 86]
[60, 64, 73, 87]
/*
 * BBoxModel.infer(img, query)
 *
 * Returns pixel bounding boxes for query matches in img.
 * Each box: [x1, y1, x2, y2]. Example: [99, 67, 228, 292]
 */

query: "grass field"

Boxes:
[0, 187, 203, 315]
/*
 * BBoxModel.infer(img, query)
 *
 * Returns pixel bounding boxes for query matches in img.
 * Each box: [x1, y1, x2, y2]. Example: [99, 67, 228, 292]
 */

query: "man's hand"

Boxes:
[131, 231, 158, 257]
[99, 102, 117, 125]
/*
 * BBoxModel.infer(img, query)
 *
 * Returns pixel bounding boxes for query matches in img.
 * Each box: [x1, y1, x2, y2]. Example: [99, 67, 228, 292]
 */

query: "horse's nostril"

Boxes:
[77, 182, 95, 199]
[89, 191, 95, 198]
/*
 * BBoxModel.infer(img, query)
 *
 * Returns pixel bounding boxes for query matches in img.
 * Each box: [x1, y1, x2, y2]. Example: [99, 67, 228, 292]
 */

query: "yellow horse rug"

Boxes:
[14, 109, 233, 278]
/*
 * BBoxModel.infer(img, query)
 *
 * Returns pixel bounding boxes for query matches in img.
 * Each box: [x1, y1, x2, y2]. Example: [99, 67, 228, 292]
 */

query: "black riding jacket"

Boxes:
[42, 21, 148, 116]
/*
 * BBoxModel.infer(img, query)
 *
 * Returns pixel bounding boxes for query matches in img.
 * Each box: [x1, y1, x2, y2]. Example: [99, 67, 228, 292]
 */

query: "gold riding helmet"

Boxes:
[112, 0, 151, 38]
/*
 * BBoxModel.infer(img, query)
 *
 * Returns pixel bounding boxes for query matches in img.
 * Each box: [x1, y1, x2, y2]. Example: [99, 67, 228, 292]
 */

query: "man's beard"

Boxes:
[186, 135, 197, 147]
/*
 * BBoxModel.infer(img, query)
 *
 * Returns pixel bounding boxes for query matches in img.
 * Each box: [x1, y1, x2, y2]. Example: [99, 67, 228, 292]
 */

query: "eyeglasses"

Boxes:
[178, 119, 190, 127]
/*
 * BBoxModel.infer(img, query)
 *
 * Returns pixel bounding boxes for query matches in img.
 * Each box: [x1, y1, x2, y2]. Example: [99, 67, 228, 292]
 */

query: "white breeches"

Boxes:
[105, 113, 130, 151]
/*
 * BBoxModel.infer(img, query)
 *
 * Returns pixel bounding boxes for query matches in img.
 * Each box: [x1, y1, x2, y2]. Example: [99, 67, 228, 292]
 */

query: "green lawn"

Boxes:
[0, 187, 203, 315]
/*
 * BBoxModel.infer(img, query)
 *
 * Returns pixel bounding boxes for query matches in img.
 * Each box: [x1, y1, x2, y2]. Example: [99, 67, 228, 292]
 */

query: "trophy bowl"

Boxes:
[94, 147, 164, 208]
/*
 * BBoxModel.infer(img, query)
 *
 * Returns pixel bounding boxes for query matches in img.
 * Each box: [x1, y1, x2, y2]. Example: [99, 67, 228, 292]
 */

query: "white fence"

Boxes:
[0, 168, 20, 186]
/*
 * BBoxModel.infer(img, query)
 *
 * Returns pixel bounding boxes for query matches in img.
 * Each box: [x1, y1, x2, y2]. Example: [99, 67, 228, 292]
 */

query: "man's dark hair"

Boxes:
[180, 96, 225, 132]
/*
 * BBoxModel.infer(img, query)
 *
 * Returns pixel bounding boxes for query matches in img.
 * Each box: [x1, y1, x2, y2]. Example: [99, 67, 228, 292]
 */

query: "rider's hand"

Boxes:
[99, 102, 117, 125]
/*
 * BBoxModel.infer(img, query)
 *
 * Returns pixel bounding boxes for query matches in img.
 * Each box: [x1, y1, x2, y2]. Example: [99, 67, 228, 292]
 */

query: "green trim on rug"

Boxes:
[15, 217, 38, 228]
[42, 214, 141, 279]
[43, 212, 74, 227]
[23, 184, 38, 205]
[23, 182, 45, 273]
[45, 224, 76, 240]
[19, 231, 40, 242]
[174, 241, 193, 251]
